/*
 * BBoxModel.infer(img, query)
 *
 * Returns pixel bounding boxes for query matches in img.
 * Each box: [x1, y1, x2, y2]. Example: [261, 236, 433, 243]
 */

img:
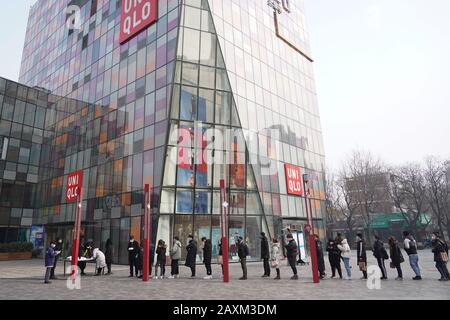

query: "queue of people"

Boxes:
[321, 231, 449, 282]
[44, 230, 449, 283]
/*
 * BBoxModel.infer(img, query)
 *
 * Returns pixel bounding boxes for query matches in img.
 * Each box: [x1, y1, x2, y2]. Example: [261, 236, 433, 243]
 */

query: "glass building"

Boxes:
[2, 0, 326, 263]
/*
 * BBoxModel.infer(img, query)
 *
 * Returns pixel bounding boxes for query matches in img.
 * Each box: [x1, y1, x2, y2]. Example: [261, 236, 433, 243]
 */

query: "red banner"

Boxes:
[120, 0, 158, 45]
[284, 164, 303, 196]
[66, 171, 83, 202]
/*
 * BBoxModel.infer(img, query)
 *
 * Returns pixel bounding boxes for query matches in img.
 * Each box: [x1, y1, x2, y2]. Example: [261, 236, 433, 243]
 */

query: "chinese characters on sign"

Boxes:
[120, 0, 159, 45]
[284, 164, 303, 196]
[66, 171, 83, 202]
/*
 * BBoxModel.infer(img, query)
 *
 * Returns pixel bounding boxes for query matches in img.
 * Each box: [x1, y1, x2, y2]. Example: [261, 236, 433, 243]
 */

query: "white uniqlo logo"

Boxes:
[66, 266, 82, 290]
[366, 265, 382, 290]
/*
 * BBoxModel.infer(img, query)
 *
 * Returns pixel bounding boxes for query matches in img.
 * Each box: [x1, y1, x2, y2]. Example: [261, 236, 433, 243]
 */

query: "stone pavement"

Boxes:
[0, 250, 448, 300]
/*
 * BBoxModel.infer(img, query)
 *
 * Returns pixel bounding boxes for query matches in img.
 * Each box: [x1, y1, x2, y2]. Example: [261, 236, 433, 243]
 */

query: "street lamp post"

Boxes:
[303, 173, 320, 284]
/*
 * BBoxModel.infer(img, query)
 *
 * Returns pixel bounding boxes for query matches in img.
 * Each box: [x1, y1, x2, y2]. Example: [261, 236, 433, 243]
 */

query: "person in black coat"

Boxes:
[388, 236, 404, 280]
[105, 239, 113, 275]
[326, 238, 342, 279]
[260, 232, 270, 277]
[155, 240, 167, 279]
[50, 237, 63, 280]
[185, 235, 197, 277]
[373, 235, 388, 280]
[78, 240, 93, 276]
[237, 237, 249, 280]
[202, 237, 213, 279]
[314, 234, 326, 279]
[284, 233, 299, 280]
[356, 233, 368, 279]
[431, 232, 449, 281]
[128, 235, 140, 278]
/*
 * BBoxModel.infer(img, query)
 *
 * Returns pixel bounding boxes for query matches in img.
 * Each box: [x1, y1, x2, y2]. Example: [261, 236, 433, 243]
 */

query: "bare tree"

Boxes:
[389, 163, 431, 242]
[343, 150, 390, 240]
[324, 172, 339, 239]
[424, 157, 450, 241]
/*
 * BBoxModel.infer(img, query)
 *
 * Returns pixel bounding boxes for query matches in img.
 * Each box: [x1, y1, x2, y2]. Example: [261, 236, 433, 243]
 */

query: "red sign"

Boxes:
[284, 164, 303, 196]
[120, 0, 158, 45]
[66, 171, 83, 202]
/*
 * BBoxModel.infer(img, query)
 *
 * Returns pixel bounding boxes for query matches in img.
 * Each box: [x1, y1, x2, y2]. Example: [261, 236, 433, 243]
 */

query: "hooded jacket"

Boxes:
[271, 243, 281, 266]
[337, 239, 351, 259]
[92, 248, 107, 269]
[171, 240, 182, 260]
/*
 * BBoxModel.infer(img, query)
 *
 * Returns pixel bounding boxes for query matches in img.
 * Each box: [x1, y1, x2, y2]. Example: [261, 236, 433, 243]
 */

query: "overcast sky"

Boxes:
[0, 1, 449, 170]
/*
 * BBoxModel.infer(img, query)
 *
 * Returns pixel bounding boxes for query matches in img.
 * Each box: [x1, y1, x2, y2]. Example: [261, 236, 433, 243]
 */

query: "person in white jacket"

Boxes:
[271, 238, 282, 280]
[92, 248, 107, 276]
[337, 237, 352, 280]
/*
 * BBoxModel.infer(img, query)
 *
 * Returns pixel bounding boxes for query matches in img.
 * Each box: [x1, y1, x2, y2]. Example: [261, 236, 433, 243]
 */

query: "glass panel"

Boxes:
[246, 216, 262, 259]
[176, 189, 193, 214]
[228, 216, 245, 261]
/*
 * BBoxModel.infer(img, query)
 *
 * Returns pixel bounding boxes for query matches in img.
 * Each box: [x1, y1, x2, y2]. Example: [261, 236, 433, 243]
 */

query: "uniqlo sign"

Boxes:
[120, 0, 158, 45]
[284, 164, 303, 196]
[66, 171, 83, 202]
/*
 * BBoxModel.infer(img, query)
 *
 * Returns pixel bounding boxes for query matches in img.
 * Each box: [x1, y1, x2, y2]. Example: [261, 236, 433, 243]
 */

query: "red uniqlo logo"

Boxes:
[66, 171, 83, 202]
[120, 0, 158, 45]
[284, 164, 303, 196]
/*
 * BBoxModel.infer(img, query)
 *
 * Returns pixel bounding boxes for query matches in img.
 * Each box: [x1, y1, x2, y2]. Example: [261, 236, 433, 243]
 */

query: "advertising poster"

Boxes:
[29, 225, 44, 250]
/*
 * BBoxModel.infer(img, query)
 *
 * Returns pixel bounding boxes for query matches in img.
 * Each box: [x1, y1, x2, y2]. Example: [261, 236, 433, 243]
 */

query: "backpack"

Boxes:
[382, 247, 389, 260]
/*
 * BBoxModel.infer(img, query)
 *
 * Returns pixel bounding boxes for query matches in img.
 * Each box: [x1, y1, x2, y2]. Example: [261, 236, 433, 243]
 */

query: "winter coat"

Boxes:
[237, 241, 250, 259]
[105, 242, 113, 263]
[356, 238, 367, 263]
[284, 239, 298, 261]
[432, 239, 449, 262]
[316, 239, 326, 273]
[218, 242, 223, 256]
[326, 240, 341, 264]
[270, 243, 281, 267]
[92, 248, 107, 269]
[373, 239, 388, 259]
[156, 246, 167, 264]
[389, 242, 404, 266]
[403, 236, 418, 255]
[203, 240, 212, 264]
[45, 246, 56, 268]
[261, 236, 270, 260]
[170, 240, 182, 260]
[128, 240, 140, 261]
[337, 239, 351, 259]
[185, 239, 197, 267]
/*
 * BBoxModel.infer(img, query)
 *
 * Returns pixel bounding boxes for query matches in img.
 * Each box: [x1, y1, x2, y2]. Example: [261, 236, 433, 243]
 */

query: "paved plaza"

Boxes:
[0, 250, 448, 300]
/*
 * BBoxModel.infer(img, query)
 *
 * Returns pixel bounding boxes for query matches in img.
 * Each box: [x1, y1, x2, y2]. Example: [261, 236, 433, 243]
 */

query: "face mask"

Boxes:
[130, 240, 134, 243]
[58, 240, 62, 243]
[51, 244, 56, 248]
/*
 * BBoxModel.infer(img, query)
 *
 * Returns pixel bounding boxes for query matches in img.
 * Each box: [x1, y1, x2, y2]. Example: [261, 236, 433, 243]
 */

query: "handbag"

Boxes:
[389, 262, 396, 269]
[358, 261, 367, 271]
[271, 260, 279, 268]
[165, 255, 172, 267]
[440, 252, 449, 263]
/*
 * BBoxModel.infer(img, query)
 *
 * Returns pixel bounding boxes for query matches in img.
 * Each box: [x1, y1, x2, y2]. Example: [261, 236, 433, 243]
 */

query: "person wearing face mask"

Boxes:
[185, 235, 197, 278]
[260, 232, 270, 278]
[168, 236, 182, 279]
[201, 237, 213, 280]
[237, 237, 249, 280]
[431, 232, 449, 281]
[128, 235, 140, 278]
[50, 237, 63, 280]
[44, 241, 57, 284]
